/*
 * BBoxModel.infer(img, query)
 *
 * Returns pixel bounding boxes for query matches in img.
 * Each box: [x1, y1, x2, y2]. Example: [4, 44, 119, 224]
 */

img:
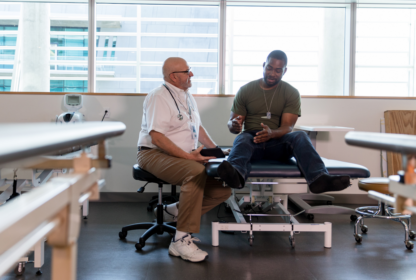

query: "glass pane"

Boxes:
[0, 2, 89, 92]
[50, 79, 88, 92]
[355, 8, 416, 97]
[49, 4, 89, 92]
[96, 4, 219, 94]
[0, 3, 19, 85]
[226, 6, 345, 95]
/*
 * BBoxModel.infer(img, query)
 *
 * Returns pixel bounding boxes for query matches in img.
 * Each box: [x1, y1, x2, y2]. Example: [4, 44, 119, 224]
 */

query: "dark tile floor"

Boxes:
[3, 202, 416, 280]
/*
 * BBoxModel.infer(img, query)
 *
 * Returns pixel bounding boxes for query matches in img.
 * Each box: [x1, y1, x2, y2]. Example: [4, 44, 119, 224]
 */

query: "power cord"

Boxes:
[101, 110, 108, 121]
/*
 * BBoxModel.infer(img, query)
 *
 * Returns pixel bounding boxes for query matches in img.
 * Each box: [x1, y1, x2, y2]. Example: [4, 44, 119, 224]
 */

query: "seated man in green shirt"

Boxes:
[217, 50, 350, 194]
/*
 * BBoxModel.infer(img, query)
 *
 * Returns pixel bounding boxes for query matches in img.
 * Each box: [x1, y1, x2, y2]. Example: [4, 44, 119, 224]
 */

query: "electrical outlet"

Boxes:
[104, 108, 111, 118]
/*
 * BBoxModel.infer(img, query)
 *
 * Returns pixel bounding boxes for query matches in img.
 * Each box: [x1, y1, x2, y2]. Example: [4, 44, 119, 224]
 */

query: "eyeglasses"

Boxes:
[171, 67, 192, 75]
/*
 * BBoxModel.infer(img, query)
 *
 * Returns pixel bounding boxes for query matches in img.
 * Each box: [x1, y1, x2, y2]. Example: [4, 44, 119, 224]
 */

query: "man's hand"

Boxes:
[253, 123, 272, 143]
[188, 145, 216, 163]
[222, 148, 231, 156]
[230, 116, 243, 134]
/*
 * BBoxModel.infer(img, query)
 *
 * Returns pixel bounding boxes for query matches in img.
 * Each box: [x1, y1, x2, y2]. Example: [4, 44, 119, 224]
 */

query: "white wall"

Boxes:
[0, 93, 414, 194]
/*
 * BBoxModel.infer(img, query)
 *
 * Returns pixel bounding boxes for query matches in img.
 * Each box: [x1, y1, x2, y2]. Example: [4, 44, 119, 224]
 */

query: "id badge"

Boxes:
[189, 122, 197, 140]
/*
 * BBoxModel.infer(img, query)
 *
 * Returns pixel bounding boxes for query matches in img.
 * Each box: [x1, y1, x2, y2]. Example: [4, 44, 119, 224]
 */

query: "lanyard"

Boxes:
[163, 84, 193, 122]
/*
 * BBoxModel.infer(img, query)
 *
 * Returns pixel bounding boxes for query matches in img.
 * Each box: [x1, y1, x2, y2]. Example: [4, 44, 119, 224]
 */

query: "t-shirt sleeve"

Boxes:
[231, 87, 247, 116]
[145, 94, 172, 134]
[283, 88, 301, 117]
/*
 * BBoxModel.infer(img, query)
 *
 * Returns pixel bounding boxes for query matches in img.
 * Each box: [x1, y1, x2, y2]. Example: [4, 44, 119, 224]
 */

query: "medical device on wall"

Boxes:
[57, 94, 85, 123]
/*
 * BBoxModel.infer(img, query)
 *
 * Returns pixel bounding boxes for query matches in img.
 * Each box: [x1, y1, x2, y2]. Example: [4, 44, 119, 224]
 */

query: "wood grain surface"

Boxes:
[384, 110, 416, 175]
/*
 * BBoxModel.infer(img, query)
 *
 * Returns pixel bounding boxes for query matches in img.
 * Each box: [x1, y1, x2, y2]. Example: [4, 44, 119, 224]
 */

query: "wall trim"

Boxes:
[3, 92, 416, 100]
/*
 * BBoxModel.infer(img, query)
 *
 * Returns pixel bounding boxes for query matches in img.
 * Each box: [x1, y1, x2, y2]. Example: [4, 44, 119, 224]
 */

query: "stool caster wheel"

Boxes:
[135, 238, 145, 250]
[36, 269, 42, 275]
[14, 262, 25, 276]
[307, 214, 314, 220]
[119, 231, 127, 240]
[409, 231, 416, 239]
[360, 225, 368, 234]
[406, 241, 414, 250]
[354, 234, 362, 243]
[147, 205, 152, 212]
[289, 236, 295, 248]
[350, 215, 357, 222]
[326, 201, 332, 205]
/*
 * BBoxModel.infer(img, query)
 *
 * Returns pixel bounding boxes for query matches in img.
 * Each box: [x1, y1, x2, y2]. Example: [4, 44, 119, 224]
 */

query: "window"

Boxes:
[226, 6, 345, 95]
[0, 79, 11, 91]
[49, 3, 89, 92]
[50, 80, 87, 92]
[355, 8, 416, 97]
[1, 1, 415, 97]
[0, 24, 18, 79]
[95, 4, 219, 94]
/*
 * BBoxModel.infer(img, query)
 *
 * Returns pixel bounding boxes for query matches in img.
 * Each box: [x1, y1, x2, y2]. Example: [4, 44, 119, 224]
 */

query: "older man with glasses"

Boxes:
[137, 57, 231, 262]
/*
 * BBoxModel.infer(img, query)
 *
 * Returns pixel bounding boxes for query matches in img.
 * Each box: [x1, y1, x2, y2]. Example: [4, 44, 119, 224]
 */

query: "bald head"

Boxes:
[162, 57, 193, 91]
[163, 57, 187, 80]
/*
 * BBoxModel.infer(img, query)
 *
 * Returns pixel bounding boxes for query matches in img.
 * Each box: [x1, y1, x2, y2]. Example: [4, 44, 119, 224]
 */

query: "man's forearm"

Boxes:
[199, 126, 217, 148]
[270, 125, 293, 139]
[150, 131, 191, 159]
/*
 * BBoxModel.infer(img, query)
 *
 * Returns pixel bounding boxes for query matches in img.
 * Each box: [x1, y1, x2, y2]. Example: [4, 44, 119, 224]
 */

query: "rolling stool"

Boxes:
[118, 164, 176, 250]
[354, 176, 415, 250]
[146, 184, 178, 212]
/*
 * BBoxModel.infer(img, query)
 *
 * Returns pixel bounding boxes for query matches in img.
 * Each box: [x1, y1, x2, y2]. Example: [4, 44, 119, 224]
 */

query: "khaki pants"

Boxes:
[137, 148, 231, 233]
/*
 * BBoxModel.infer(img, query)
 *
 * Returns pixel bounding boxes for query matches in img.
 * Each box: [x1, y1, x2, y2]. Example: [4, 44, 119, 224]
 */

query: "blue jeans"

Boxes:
[227, 130, 328, 185]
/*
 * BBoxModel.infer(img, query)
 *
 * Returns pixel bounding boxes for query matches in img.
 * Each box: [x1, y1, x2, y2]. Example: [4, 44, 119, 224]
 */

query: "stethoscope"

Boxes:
[163, 84, 193, 121]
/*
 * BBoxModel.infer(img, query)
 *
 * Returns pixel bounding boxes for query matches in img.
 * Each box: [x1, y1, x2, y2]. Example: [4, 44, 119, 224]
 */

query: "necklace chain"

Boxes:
[261, 81, 279, 115]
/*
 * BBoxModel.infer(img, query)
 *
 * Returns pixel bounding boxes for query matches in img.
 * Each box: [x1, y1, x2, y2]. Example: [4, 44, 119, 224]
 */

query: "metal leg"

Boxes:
[354, 216, 363, 236]
[409, 217, 412, 230]
[34, 239, 45, 269]
[82, 199, 89, 219]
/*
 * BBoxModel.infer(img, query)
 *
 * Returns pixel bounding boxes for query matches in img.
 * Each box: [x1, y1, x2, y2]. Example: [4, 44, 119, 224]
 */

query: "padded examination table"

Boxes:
[205, 157, 370, 179]
[205, 157, 370, 248]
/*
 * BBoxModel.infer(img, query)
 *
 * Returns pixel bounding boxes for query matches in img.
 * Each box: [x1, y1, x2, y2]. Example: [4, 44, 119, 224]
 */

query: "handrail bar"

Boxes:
[0, 122, 126, 166]
[0, 121, 125, 279]
[345, 131, 416, 154]
[0, 169, 100, 277]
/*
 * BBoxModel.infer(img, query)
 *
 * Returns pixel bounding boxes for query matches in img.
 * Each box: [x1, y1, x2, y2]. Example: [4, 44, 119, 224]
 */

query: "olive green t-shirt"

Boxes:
[231, 79, 301, 131]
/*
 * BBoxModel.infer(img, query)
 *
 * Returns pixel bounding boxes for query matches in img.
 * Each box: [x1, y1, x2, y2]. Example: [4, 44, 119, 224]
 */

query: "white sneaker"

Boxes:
[154, 205, 177, 223]
[168, 235, 208, 262]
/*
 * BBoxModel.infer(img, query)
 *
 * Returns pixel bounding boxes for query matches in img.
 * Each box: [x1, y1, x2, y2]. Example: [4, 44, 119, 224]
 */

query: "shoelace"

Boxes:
[180, 235, 201, 247]
[188, 236, 201, 245]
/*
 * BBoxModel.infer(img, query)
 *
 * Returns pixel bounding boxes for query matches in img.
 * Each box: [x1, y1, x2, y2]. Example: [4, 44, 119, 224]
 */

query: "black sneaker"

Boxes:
[217, 161, 244, 189]
[309, 174, 351, 194]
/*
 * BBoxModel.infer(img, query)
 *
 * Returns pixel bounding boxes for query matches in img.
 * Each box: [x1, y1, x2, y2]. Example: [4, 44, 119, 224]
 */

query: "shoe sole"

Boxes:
[168, 248, 208, 263]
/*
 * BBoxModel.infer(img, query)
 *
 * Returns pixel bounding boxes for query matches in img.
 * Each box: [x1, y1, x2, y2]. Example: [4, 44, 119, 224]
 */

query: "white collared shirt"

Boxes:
[137, 81, 201, 153]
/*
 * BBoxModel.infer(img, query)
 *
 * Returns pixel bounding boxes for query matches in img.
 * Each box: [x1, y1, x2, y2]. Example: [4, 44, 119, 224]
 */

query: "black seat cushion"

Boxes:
[205, 157, 370, 179]
[133, 164, 168, 184]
